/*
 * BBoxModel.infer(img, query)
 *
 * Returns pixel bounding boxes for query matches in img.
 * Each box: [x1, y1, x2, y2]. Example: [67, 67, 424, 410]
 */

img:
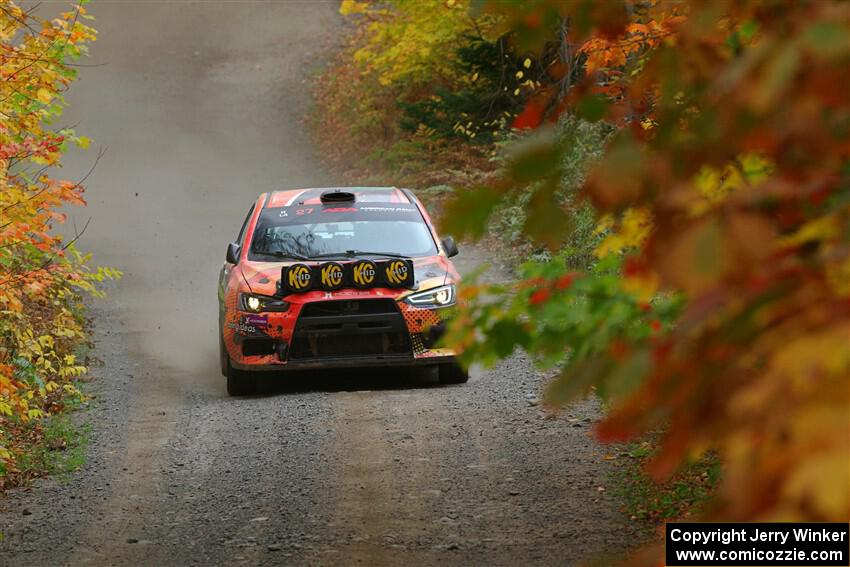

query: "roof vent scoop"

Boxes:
[320, 190, 356, 204]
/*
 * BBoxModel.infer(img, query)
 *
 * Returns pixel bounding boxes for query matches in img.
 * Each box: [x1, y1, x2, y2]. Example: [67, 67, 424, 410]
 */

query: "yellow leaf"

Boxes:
[621, 270, 660, 302]
[27, 408, 45, 420]
[37, 88, 53, 104]
[826, 255, 850, 296]
[780, 214, 839, 247]
[783, 440, 849, 518]
[594, 208, 652, 258]
[771, 324, 850, 388]
[594, 214, 614, 236]
[339, 0, 368, 16]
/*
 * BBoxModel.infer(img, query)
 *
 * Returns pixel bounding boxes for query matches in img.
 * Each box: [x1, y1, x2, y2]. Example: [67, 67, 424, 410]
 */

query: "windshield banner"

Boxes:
[280, 259, 414, 293]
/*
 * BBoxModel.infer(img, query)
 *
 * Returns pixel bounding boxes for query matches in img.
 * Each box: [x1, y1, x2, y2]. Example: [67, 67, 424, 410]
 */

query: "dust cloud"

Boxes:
[56, 2, 337, 386]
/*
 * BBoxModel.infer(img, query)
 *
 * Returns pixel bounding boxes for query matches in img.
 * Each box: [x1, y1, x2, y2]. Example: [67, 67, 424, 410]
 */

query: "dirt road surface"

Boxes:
[0, 3, 637, 565]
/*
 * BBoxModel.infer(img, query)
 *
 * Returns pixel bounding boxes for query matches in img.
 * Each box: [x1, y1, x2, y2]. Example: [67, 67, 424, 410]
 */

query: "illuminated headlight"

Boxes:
[238, 293, 289, 313]
[405, 284, 455, 307]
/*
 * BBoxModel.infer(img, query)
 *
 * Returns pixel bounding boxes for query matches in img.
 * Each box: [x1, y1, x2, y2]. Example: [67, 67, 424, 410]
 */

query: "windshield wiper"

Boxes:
[306, 252, 352, 260]
[254, 250, 309, 260]
[253, 250, 408, 261]
[309, 250, 407, 259]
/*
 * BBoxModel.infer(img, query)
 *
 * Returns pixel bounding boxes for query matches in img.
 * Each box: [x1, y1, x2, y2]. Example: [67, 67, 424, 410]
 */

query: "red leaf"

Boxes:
[513, 98, 546, 130]
[523, 11, 541, 29]
[529, 288, 551, 305]
[556, 273, 577, 290]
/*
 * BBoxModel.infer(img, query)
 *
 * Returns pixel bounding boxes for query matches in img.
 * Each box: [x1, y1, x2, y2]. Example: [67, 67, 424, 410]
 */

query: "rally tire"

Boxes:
[226, 359, 256, 396]
[438, 363, 469, 384]
[219, 335, 228, 377]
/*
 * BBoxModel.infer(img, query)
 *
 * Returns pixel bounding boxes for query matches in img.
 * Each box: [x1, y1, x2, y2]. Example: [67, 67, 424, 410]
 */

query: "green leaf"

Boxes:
[507, 134, 562, 184]
[488, 319, 529, 357]
[522, 181, 572, 249]
[597, 349, 650, 402]
[441, 185, 502, 240]
[545, 355, 616, 408]
[801, 22, 850, 59]
[576, 94, 608, 122]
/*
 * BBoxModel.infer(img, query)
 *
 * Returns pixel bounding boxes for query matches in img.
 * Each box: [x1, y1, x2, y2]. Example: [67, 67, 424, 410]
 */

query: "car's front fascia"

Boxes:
[219, 187, 461, 373]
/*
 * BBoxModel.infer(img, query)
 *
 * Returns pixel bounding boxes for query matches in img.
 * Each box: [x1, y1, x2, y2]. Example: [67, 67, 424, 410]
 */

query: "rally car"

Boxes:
[218, 186, 467, 395]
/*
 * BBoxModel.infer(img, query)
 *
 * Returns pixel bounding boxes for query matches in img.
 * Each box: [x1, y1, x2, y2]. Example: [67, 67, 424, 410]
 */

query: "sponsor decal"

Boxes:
[244, 314, 268, 328]
[358, 206, 417, 213]
[284, 263, 312, 292]
[280, 259, 416, 293]
[234, 314, 269, 335]
[383, 259, 413, 287]
[331, 290, 358, 297]
[320, 262, 344, 290]
[351, 260, 377, 288]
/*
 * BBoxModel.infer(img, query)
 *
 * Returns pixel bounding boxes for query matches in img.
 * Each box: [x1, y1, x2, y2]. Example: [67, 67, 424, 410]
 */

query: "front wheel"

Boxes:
[226, 359, 257, 396]
[219, 335, 228, 377]
[438, 363, 469, 384]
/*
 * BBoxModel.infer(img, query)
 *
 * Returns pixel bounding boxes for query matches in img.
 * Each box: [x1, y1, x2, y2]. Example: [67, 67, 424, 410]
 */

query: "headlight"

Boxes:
[238, 293, 290, 313]
[405, 284, 455, 307]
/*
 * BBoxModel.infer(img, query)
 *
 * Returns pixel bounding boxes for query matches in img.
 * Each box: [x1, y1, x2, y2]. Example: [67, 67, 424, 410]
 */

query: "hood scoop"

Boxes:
[320, 190, 356, 204]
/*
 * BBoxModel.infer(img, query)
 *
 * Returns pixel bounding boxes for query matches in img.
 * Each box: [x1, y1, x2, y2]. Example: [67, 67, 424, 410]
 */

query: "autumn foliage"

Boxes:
[0, 1, 116, 478]
[315, 0, 557, 188]
[444, 0, 849, 535]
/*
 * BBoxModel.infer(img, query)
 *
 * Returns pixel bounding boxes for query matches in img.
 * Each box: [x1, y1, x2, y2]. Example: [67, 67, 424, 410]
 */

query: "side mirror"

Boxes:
[226, 242, 241, 264]
[441, 235, 459, 258]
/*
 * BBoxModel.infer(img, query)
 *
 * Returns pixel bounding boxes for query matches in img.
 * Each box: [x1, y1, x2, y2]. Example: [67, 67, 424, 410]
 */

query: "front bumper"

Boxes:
[225, 296, 456, 372]
[230, 352, 457, 372]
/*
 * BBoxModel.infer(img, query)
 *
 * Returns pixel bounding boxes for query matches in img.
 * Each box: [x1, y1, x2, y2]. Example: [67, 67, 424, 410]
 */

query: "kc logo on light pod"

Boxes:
[285, 263, 312, 292]
[320, 262, 344, 290]
[351, 260, 377, 287]
[384, 259, 413, 287]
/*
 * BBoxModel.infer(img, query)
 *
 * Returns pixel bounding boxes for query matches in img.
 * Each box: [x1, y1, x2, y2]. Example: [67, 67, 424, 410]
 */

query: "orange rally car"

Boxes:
[218, 186, 467, 395]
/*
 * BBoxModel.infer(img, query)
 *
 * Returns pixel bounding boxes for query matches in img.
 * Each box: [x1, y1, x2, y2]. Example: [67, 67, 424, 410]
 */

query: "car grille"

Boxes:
[290, 299, 412, 360]
[299, 298, 399, 317]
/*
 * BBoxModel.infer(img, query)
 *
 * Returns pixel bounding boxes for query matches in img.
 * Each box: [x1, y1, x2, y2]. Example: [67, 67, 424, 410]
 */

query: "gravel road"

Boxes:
[0, 2, 637, 565]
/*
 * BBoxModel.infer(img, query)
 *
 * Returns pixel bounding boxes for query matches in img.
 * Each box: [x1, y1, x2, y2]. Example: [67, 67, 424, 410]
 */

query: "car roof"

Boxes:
[264, 186, 412, 209]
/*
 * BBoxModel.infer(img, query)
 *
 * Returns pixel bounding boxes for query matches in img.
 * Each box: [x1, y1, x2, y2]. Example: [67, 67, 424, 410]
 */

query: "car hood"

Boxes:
[238, 255, 453, 299]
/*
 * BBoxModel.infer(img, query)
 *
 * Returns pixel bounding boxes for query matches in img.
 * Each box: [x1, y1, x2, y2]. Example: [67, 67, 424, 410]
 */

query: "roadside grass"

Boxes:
[17, 417, 91, 480]
[612, 435, 721, 532]
[0, 410, 92, 491]
[1, 304, 103, 493]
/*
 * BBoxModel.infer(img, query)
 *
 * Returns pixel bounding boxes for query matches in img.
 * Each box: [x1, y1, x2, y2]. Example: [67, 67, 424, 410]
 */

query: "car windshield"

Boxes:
[250, 218, 437, 260]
